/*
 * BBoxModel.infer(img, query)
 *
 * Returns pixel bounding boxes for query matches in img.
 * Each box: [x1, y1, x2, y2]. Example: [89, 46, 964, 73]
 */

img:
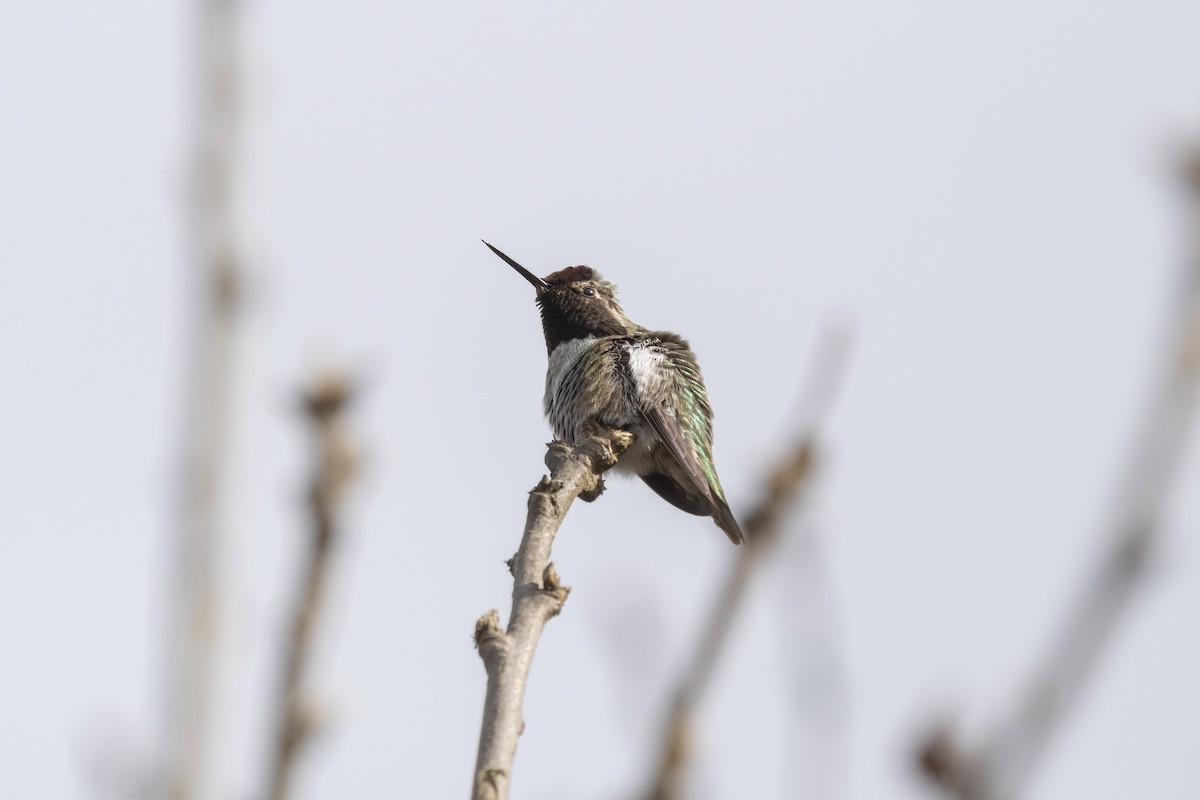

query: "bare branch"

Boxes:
[165, 1, 245, 798]
[917, 146, 1200, 800]
[472, 426, 633, 800]
[643, 326, 854, 800]
[266, 371, 361, 800]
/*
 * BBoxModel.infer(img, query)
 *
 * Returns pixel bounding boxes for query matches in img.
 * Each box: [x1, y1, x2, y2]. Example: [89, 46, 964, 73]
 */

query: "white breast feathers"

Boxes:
[625, 340, 670, 402]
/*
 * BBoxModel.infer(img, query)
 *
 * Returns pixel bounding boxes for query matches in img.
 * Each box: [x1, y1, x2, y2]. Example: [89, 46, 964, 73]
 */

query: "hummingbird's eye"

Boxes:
[581, 286, 596, 297]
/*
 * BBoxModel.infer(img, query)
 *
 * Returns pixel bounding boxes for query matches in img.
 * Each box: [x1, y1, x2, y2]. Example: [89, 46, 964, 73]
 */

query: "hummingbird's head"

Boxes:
[485, 242, 637, 353]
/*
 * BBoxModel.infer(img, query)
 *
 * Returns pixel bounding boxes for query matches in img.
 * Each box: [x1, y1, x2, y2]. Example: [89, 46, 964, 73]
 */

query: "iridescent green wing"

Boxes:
[653, 333, 723, 498]
[633, 334, 743, 543]
[625, 334, 712, 501]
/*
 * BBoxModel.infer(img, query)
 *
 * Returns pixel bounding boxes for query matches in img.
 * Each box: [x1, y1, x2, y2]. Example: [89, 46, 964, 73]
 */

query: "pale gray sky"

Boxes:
[2, 2, 1199, 799]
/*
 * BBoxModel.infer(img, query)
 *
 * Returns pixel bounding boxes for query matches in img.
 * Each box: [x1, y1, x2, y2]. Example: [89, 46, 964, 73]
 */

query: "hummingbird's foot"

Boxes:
[609, 428, 636, 452]
[542, 427, 633, 501]
[580, 424, 634, 473]
[579, 421, 635, 453]
[540, 424, 633, 502]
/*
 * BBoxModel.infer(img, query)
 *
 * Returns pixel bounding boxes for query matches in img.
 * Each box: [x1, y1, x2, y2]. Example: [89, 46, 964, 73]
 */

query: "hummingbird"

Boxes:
[485, 241, 744, 544]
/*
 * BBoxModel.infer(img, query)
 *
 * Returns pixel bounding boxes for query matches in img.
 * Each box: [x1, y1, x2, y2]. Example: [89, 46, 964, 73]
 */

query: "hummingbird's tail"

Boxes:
[639, 471, 744, 545]
[712, 496, 744, 545]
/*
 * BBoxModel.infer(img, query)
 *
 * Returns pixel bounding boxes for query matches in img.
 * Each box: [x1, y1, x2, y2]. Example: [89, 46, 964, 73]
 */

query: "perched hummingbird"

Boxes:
[485, 241, 744, 544]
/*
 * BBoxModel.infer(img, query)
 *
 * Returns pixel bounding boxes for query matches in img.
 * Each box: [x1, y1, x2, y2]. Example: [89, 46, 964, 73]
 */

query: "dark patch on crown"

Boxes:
[544, 265, 596, 285]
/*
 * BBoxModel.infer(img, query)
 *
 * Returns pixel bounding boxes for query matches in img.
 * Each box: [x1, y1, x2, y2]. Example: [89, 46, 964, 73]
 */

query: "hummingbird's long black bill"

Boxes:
[483, 241, 548, 290]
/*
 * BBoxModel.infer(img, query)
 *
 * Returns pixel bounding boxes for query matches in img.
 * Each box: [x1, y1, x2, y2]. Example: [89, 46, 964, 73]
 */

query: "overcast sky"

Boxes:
[2, 3, 1199, 799]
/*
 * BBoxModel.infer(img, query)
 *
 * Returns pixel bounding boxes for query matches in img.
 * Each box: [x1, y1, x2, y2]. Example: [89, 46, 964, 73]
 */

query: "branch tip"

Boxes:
[474, 610, 504, 649]
[540, 563, 571, 616]
[542, 563, 562, 591]
[300, 370, 354, 422]
[916, 724, 957, 781]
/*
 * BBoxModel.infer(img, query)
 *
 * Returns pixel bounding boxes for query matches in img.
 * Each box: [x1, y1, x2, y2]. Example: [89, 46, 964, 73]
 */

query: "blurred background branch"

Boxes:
[917, 146, 1200, 800]
[266, 371, 361, 800]
[642, 323, 854, 800]
[165, 1, 245, 798]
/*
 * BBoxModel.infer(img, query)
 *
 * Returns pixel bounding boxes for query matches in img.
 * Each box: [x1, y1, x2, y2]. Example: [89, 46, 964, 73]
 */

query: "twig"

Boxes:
[472, 425, 633, 800]
[166, 1, 244, 798]
[642, 326, 853, 800]
[917, 147, 1200, 800]
[266, 372, 361, 800]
